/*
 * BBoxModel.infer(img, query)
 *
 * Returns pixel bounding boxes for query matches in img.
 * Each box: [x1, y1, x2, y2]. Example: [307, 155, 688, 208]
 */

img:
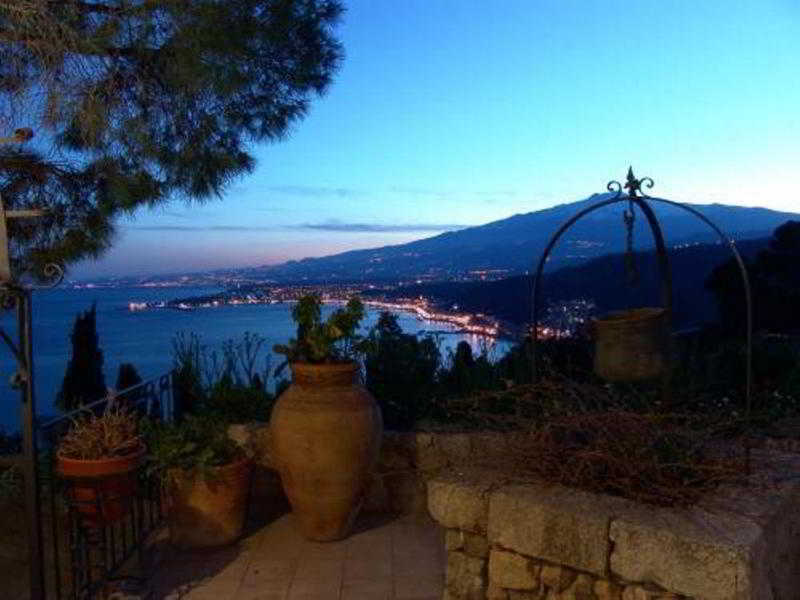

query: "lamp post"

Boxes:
[0, 127, 46, 600]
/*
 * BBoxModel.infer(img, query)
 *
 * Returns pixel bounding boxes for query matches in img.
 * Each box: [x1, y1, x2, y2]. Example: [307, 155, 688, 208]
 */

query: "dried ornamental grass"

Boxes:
[506, 411, 747, 507]
[427, 361, 759, 507]
[58, 404, 141, 460]
[435, 374, 620, 431]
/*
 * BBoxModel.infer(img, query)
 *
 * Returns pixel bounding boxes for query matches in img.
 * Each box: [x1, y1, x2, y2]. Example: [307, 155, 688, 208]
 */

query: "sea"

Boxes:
[0, 286, 511, 433]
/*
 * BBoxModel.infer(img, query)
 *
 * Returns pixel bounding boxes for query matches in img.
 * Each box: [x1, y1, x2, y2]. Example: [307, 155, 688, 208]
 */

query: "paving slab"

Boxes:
[152, 512, 445, 600]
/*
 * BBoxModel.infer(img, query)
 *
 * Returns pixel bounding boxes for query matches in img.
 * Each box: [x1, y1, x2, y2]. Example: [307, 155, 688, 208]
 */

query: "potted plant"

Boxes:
[57, 403, 145, 528]
[270, 295, 383, 541]
[143, 415, 252, 548]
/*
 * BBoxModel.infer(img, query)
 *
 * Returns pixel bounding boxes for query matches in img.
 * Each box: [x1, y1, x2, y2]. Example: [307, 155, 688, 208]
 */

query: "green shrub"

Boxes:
[143, 415, 242, 479]
[274, 295, 365, 373]
[172, 331, 278, 422]
[203, 374, 274, 423]
[362, 312, 441, 430]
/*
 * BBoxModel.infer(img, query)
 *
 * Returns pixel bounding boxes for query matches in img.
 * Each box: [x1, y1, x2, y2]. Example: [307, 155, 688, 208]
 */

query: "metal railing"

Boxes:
[33, 371, 176, 600]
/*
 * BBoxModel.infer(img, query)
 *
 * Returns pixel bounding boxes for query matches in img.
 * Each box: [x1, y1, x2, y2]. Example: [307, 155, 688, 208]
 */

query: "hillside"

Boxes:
[364, 237, 771, 331]
[242, 194, 798, 283]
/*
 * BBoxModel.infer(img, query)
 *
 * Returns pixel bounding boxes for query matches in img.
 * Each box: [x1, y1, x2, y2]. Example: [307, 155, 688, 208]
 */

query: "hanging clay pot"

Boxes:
[592, 307, 668, 381]
[269, 362, 382, 541]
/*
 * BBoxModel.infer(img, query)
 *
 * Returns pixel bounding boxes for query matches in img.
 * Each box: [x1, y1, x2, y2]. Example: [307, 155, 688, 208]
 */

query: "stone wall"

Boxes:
[232, 424, 800, 599]
[229, 423, 521, 517]
[363, 430, 524, 516]
[427, 452, 800, 600]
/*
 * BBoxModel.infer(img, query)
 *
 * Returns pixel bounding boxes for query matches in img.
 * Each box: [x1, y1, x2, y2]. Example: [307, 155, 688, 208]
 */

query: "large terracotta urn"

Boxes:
[269, 362, 382, 541]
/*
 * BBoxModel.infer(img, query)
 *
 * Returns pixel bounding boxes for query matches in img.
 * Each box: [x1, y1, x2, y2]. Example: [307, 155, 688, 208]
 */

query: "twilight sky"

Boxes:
[72, 0, 800, 279]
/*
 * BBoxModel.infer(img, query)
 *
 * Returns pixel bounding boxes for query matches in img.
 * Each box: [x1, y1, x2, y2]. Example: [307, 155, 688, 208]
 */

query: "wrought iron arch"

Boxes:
[530, 169, 753, 416]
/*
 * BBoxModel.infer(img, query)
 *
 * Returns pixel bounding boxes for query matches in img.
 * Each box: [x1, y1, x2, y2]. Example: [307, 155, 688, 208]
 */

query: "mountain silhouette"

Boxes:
[247, 193, 797, 283]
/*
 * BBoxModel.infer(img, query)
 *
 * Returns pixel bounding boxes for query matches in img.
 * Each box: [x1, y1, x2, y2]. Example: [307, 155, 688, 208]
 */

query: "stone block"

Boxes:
[540, 564, 576, 592]
[415, 432, 449, 470]
[470, 431, 510, 459]
[508, 590, 545, 600]
[440, 433, 473, 464]
[446, 529, 465, 551]
[463, 531, 489, 558]
[429, 474, 493, 534]
[560, 574, 595, 600]
[593, 580, 623, 600]
[609, 506, 755, 600]
[488, 549, 539, 590]
[447, 550, 487, 600]
[489, 484, 633, 576]
[445, 529, 489, 557]
[487, 582, 510, 600]
[621, 585, 664, 600]
[609, 450, 800, 600]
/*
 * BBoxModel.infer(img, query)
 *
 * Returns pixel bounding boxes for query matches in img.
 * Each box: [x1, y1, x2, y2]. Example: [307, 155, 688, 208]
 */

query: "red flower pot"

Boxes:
[57, 445, 146, 528]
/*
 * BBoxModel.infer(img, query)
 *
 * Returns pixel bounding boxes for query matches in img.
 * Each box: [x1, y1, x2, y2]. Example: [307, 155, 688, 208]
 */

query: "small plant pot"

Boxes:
[164, 457, 252, 548]
[57, 445, 146, 528]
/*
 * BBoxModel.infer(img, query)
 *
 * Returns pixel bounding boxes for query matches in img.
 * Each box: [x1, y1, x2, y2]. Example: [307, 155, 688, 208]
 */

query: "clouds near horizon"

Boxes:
[130, 221, 466, 233]
[265, 185, 363, 198]
[295, 220, 465, 233]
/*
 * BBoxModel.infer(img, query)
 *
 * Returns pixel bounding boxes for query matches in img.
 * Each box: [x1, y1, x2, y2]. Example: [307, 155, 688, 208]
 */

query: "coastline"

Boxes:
[361, 299, 509, 340]
[1, 286, 517, 433]
[125, 290, 516, 342]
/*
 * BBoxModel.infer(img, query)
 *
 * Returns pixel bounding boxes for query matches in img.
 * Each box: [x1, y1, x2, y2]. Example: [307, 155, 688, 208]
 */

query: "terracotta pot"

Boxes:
[164, 456, 252, 548]
[269, 362, 383, 541]
[57, 445, 145, 528]
[592, 307, 669, 381]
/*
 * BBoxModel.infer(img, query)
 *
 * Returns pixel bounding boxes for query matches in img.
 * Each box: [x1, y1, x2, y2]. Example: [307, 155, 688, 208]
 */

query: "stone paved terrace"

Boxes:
[151, 513, 445, 600]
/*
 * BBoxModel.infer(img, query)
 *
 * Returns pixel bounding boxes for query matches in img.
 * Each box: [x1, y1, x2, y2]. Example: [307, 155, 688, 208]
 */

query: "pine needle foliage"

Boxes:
[0, 0, 344, 278]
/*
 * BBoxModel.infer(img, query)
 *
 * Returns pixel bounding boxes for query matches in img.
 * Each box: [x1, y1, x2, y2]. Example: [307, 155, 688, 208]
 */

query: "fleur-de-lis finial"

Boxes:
[624, 166, 641, 198]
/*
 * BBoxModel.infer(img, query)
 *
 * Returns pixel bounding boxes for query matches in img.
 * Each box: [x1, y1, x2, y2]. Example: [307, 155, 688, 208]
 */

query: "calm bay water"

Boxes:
[0, 287, 510, 432]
